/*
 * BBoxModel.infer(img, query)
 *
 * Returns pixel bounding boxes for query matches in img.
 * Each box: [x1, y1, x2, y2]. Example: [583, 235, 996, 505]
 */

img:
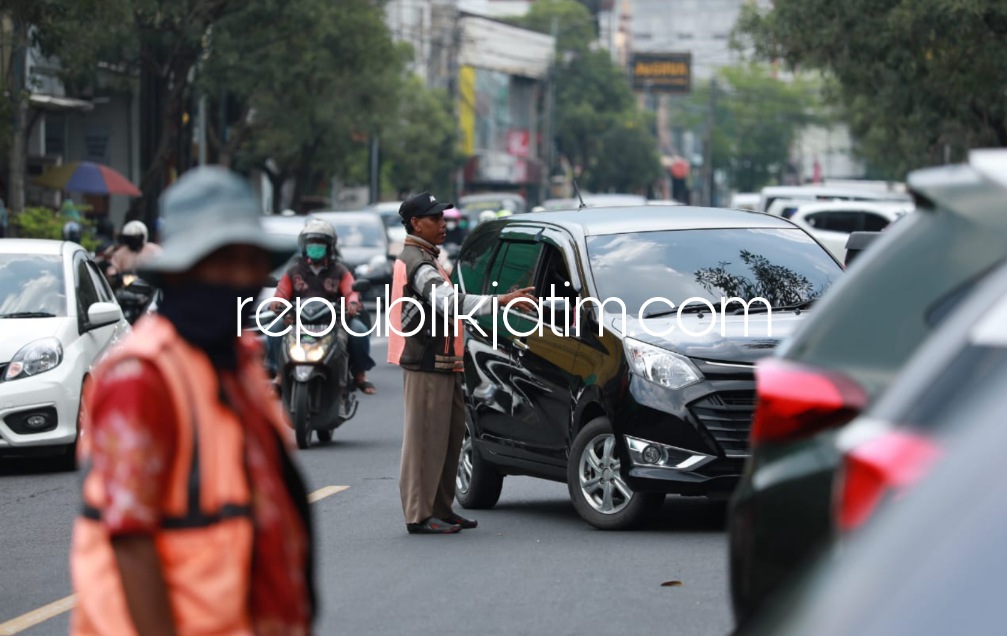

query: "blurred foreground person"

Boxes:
[70, 166, 316, 636]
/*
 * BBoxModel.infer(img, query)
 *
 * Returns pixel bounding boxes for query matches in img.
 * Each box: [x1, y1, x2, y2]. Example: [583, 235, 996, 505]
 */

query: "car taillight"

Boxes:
[837, 430, 941, 532]
[750, 358, 868, 447]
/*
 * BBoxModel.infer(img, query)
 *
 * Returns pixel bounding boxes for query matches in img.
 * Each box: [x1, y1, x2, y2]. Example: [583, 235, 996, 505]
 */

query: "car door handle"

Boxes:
[512, 339, 529, 351]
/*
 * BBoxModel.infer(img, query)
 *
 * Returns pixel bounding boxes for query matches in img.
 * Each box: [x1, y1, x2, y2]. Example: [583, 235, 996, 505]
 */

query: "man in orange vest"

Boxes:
[70, 166, 315, 635]
[388, 192, 536, 534]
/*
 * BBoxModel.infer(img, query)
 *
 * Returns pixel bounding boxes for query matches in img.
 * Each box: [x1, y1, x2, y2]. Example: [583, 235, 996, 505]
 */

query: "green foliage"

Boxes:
[380, 76, 462, 198]
[200, 0, 408, 208]
[11, 208, 100, 251]
[734, 0, 1007, 177]
[518, 0, 663, 193]
[673, 63, 824, 193]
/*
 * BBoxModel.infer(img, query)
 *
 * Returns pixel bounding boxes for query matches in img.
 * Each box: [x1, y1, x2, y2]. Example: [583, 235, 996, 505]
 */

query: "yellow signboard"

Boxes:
[631, 53, 691, 94]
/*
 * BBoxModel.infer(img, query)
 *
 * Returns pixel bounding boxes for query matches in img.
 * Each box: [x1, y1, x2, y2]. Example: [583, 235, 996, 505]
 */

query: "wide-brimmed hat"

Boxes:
[138, 166, 294, 284]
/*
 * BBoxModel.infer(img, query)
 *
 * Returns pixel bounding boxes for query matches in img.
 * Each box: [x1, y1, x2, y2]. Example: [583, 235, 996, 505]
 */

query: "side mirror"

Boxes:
[352, 279, 372, 293]
[86, 301, 123, 330]
[845, 231, 883, 267]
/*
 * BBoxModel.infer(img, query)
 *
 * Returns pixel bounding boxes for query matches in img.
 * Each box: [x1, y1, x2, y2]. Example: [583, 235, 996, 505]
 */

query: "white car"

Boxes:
[786, 201, 914, 261]
[0, 239, 130, 468]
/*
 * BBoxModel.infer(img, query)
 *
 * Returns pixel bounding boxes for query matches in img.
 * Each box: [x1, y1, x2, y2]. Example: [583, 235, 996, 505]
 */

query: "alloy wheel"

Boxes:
[456, 429, 473, 495]
[578, 433, 632, 515]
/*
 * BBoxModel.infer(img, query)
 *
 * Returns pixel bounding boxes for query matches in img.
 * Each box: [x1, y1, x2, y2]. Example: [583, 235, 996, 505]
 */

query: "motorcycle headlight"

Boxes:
[5, 338, 63, 381]
[624, 338, 702, 390]
[288, 334, 333, 363]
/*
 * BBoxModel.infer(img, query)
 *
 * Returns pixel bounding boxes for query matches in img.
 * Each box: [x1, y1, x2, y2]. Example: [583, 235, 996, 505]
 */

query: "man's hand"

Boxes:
[347, 301, 360, 318]
[499, 286, 538, 312]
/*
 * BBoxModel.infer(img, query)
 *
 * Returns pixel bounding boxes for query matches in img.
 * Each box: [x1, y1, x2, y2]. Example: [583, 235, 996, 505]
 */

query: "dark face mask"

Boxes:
[123, 235, 145, 252]
[159, 281, 262, 370]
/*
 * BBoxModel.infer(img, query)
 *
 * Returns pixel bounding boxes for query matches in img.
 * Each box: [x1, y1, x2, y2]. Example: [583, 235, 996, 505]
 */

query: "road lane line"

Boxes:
[308, 485, 350, 502]
[0, 485, 349, 633]
[0, 594, 76, 635]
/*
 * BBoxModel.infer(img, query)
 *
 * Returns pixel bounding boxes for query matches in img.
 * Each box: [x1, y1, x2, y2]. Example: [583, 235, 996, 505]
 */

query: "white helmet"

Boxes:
[298, 218, 337, 259]
[478, 210, 498, 224]
[121, 220, 148, 252]
[121, 220, 148, 241]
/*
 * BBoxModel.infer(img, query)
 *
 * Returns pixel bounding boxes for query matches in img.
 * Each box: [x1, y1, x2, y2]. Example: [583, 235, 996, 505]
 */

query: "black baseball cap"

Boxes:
[399, 192, 454, 222]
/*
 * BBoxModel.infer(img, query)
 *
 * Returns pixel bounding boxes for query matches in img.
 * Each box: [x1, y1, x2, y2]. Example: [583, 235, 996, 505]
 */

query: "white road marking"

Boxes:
[0, 485, 349, 633]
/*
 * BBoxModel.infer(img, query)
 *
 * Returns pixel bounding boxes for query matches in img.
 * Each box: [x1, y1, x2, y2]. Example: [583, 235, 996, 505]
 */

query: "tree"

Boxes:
[734, 0, 1007, 178]
[2, 0, 130, 212]
[517, 0, 663, 194]
[200, 0, 408, 211]
[379, 76, 461, 199]
[673, 63, 823, 193]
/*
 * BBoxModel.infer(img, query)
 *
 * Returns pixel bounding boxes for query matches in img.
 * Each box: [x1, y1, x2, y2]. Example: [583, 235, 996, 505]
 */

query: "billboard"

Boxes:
[631, 53, 692, 94]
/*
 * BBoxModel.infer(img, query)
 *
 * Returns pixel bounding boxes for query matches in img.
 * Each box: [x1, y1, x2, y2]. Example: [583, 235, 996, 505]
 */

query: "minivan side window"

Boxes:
[490, 241, 542, 293]
[456, 226, 500, 293]
[807, 211, 861, 233]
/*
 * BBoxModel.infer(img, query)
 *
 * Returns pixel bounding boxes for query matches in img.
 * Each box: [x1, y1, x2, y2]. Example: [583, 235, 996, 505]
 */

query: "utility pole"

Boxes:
[702, 79, 717, 206]
[6, 20, 27, 214]
[541, 16, 559, 204]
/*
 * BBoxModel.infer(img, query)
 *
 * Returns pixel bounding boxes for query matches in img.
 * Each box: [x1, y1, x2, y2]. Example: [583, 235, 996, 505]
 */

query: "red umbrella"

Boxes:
[32, 161, 142, 197]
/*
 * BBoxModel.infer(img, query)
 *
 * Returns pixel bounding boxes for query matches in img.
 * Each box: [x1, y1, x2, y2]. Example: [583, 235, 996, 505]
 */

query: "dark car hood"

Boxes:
[608, 311, 808, 364]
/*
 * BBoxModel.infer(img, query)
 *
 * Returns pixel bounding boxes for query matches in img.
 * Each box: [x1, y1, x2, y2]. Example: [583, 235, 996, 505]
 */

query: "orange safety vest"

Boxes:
[70, 315, 291, 636]
[387, 241, 465, 372]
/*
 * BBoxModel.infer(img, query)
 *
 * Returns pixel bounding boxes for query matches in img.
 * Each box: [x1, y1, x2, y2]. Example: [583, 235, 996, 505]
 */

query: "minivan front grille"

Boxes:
[690, 391, 757, 458]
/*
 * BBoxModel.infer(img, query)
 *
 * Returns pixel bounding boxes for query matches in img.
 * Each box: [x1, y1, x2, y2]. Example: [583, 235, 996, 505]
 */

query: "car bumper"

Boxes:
[0, 364, 81, 452]
[613, 373, 755, 495]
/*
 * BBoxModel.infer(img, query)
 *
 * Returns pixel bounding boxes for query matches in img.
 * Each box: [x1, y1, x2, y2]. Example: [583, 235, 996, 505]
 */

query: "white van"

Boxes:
[757, 185, 911, 214]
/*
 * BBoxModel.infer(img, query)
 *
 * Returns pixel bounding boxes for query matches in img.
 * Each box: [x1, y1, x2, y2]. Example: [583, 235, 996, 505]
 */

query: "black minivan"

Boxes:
[452, 206, 842, 529]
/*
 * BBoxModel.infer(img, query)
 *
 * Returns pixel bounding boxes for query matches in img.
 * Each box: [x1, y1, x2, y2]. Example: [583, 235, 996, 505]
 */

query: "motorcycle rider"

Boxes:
[62, 221, 82, 244]
[270, 219, 377, 394]
[108, 220, 163, 278]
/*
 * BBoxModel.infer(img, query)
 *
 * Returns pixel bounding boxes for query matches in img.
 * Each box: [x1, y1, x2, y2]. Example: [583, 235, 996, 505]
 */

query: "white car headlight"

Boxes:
[5, 337, 63, 381]
[624, 338, 702, 390]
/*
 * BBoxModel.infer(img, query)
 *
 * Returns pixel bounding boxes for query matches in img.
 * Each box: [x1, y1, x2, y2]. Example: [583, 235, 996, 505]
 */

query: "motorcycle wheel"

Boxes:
[292, 383, 312, 450]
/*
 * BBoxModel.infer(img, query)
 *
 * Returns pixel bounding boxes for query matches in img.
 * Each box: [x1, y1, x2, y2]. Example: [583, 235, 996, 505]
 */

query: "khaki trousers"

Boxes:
[399, 369, 466, 524]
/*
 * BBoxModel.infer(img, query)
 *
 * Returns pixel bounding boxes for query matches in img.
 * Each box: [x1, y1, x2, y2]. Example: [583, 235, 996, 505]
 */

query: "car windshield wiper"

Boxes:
[727, 298, 817, 315]
[0, 311, 57, 318]
[643, 304, 712, 319]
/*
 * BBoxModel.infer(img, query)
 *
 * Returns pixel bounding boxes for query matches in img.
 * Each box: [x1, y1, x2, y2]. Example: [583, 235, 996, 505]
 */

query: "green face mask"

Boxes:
[306, 244, 327, 261]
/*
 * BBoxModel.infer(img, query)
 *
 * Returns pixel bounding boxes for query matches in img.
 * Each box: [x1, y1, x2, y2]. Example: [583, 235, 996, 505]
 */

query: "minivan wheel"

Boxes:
[455, 423, 503, 509]
[567, 417, 663, 530]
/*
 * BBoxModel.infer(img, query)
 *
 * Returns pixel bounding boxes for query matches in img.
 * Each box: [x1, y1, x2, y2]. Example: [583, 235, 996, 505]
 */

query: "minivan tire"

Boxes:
[456, 422, 503, 509]
[567, 417, 663, 530]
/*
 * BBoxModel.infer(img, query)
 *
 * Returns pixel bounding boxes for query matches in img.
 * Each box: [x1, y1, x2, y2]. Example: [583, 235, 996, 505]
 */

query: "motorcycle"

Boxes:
[115, 273, 161, 324]
[266, 280, 371, 449]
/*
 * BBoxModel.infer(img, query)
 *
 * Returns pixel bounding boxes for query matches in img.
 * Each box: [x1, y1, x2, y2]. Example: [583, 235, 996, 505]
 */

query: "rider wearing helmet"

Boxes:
[109, 220, 163, 276]
[271, 219, 376, 394]
[62, 221, 82, 244]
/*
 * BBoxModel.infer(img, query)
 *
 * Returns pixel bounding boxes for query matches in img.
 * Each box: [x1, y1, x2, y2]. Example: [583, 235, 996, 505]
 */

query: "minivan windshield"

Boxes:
[0, 254, 67, 318]
[586, 228, 841, 317]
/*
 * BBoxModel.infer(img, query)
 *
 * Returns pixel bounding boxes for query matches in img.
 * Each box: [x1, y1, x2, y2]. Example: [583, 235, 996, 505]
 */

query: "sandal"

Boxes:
[355, 377, 377, 395]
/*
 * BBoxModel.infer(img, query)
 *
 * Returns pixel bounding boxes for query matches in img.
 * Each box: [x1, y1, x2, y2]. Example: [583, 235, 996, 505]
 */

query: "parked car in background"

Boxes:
[541, 194, 648, 211]
[452, 206, 842, 530]
[728, 149, 1007, 627]
[310, 211, 390, 299]
[366, 201, 408, 256]
[757, 185, 912, 214]
[0, 239, 130, 469]
[729, 192, 760, 211]
[458, 192, 527, 219]
[786, 201, 913, 261]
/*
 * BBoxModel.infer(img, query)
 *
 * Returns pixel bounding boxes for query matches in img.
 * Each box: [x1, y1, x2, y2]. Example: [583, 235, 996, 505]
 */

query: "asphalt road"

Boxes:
[0, 339, 733, 636]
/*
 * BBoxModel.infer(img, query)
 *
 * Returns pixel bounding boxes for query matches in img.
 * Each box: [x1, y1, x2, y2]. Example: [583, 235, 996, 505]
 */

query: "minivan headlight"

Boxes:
[5, 337, 63, 381]
[624, 338, 702, 390]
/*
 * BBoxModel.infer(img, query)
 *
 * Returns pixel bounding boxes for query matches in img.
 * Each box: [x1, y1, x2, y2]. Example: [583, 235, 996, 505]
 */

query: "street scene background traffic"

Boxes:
[3, 0, 1006, 635]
